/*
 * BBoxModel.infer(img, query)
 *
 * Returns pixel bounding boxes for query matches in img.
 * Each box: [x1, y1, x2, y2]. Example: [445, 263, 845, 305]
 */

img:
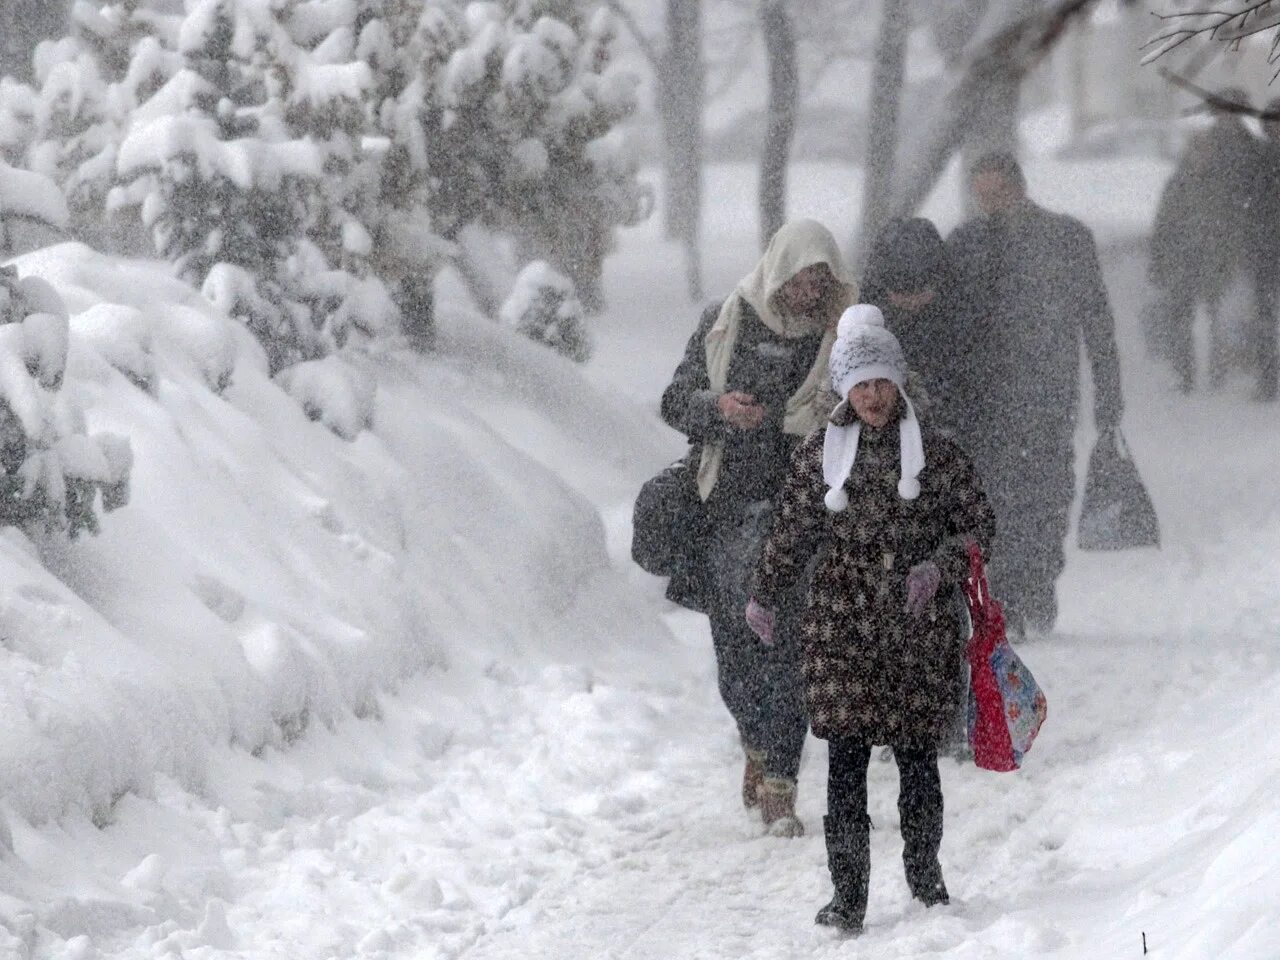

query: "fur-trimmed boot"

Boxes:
[742, 749, 765, 809]
[759, 777, 804, 837]
[815, 814, 869, 933]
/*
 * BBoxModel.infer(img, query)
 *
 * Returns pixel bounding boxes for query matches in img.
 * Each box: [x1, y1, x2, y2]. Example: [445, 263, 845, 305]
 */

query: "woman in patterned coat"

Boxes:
[746, 305, 995, 935]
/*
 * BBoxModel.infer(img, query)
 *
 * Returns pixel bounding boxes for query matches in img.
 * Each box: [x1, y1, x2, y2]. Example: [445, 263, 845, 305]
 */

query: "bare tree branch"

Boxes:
[888, 0, 1100, 220]
[1159, 66, 1280, 115]
[1144, 2, 1280, 76]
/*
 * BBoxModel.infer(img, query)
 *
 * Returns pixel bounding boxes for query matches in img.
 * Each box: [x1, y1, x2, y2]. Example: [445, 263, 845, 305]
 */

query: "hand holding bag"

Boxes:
[964, 543, 1047, 772]
[1078, 428, 1160, 551]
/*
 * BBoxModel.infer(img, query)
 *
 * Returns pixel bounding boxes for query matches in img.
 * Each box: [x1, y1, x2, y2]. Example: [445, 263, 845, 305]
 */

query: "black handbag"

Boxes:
[1078, 428, 1160, 551]
[631, 453, 710, 611]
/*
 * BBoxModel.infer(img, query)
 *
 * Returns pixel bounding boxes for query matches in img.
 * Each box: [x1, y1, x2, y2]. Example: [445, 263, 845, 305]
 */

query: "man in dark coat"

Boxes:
[861, 217, 981, 434]
[946, 151, 1124, 637]
[660, 219, 857, 836]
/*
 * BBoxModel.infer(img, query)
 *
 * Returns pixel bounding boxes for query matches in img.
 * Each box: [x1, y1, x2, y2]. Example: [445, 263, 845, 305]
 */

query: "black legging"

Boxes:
[827, 739, 943, 870]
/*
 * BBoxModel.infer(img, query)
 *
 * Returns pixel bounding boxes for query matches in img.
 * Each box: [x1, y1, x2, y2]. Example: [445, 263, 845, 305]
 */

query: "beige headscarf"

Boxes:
[697, 219, 858, 500]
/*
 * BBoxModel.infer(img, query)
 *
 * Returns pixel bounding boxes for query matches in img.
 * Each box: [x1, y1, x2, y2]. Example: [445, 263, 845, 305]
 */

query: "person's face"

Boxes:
[848, 378, 900, 429]
[887, 287, 937, 313]
[971, 170, 1020, 217]
[777, 264, 833, 317]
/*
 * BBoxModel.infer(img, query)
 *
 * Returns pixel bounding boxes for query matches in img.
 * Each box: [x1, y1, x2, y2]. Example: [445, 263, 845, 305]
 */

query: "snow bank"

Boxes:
[0, 241, 673, 830]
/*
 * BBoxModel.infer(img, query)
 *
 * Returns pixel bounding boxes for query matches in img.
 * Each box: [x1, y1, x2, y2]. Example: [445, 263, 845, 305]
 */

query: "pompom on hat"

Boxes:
[822, 305, 925, 510]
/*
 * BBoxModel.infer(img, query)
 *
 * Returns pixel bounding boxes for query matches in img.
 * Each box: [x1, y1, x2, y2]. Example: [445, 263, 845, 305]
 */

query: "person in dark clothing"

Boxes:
[861, 217, 980, 435]
[749, 305, 995, 933]
[1148, 90, 1262, 392]
[947, 152, 1124, 637]
[660, 219, 857, 836]
[1249, 98, 1280, 402]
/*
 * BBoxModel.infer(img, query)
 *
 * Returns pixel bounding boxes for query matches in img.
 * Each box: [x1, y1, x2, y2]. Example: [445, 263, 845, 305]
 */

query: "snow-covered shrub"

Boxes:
[71, 302, 156, 393]
[270, 0, 410, 352]
[275, 354, 376, 441]
[0, 158, 70, 244]
[345, 4, 458, 339]
[501, 260, 591, 363]
[0, 266, 131, 538]
[167, 284, 243, 394]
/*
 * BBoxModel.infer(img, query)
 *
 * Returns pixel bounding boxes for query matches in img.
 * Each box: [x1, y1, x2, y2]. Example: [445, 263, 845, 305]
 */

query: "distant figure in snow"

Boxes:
[748, 306, 996, 933]
[946, 151, 1124, 638]
[660, 220, 857, 837]
[1147, 87, 1262, 393]
[1248, 96, 1280, 402]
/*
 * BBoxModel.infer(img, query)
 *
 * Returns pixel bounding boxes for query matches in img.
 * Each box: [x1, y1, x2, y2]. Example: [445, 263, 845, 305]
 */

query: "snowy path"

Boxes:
[25, 605, 1271, 958]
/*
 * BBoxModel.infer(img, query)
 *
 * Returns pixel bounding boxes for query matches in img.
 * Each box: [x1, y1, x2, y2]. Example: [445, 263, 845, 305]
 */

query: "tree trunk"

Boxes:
[855, 0, 911, 267]
[660, 0, 704, 300]
[759, 0, 798, 249]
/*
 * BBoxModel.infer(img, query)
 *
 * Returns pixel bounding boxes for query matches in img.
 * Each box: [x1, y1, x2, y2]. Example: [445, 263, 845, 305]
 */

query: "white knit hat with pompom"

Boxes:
[822, 305, 925, 511]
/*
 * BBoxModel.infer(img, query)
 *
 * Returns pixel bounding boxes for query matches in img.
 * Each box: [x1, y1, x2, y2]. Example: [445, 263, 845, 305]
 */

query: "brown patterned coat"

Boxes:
[752, 413, 995, 745]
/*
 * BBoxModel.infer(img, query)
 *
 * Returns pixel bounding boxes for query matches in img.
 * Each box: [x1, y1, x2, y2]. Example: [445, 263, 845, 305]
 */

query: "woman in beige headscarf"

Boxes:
[660, 220, 857, 836]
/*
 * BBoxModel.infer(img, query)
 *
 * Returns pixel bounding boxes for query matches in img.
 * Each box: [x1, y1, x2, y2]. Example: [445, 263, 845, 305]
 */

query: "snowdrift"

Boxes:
[0, 241, 674, 829]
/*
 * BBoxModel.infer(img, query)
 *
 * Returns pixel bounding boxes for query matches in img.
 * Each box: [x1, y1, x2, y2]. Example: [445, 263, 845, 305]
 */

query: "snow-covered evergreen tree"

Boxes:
[424, 2, 650, 311]
[273, 0, 400, 354]
[349, 0, 458, 340]
[343, 0, 649, 318]
[0, 264, 132, 539]
[7, 0, 646, 371]
[20, 1, 180, 251]
[113, 0, 327, 373]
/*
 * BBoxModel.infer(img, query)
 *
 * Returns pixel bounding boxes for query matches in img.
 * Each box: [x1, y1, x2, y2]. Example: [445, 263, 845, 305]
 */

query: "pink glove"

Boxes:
[745, 597, 776, 645]
[905, 561, 942, 618]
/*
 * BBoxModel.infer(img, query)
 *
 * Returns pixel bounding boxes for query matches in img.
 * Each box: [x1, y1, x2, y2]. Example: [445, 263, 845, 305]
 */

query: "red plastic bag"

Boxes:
[964, 543, 1047, 772]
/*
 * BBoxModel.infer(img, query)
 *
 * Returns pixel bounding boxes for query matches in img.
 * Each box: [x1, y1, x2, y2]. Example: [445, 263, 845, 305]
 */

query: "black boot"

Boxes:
[899, 748, 949, 907]
[904, 855, 950, 906]
[815, 814, 869, 934]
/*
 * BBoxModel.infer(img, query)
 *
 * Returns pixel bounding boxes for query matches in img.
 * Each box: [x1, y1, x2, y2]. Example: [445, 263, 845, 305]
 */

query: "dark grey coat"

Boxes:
[946, 201, 1124, 475]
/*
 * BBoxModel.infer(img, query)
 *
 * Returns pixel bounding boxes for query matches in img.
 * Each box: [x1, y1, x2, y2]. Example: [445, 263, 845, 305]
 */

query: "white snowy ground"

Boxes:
[1, 157, 1278, 959]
